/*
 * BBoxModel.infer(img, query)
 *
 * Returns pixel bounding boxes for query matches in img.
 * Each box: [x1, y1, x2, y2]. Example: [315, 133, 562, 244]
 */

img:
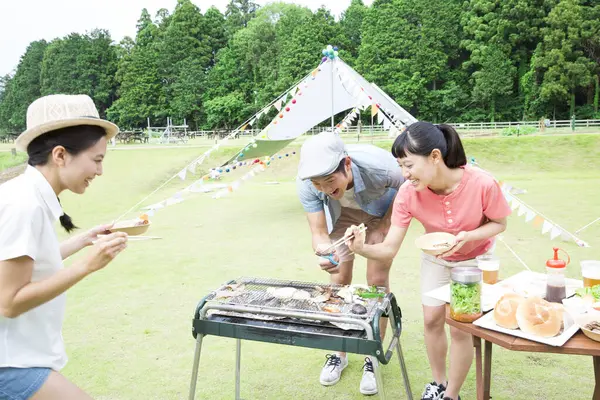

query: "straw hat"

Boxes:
[15, 94, 120, 152]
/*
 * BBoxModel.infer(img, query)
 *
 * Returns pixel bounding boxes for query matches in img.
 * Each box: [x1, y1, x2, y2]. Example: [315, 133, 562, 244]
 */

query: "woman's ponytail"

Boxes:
[57, 197, 78, 233]
[437, 124, 467, 168]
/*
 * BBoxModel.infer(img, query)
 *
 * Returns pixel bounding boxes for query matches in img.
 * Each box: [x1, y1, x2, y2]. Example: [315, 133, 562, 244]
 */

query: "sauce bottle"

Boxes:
[545, 247, 570, 303]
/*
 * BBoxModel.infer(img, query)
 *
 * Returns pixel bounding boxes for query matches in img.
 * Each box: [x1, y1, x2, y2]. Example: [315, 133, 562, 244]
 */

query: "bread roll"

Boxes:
[493, 293, 525, 329]
[515, 296, 562, 337]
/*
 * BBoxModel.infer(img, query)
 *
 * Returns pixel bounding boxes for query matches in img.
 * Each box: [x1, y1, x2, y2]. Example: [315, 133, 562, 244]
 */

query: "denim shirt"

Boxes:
[296, 144, 405, 233]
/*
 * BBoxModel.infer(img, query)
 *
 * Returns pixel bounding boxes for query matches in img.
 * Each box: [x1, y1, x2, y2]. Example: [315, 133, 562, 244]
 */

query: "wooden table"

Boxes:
[445, 305, 600, 400]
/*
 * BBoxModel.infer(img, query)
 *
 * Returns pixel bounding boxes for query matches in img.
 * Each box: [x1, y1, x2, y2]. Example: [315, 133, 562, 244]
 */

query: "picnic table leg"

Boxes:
[483, 340, 492, 400]
[473, 336, 484, 400]
[593, 356, 600, 400]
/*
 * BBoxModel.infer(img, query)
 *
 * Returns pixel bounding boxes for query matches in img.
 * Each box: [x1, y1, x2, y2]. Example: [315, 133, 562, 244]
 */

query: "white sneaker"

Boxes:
[319, 353, 348, 386]
[359, 357, 378, 395]
[421, 381, 446, 400]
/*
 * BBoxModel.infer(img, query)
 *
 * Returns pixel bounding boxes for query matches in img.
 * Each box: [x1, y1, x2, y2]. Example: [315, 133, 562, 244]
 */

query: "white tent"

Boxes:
[223, 56, 417, 163]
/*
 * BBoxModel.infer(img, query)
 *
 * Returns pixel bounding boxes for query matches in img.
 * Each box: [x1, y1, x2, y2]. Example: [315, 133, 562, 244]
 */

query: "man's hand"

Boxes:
[315, 243, 340, 274]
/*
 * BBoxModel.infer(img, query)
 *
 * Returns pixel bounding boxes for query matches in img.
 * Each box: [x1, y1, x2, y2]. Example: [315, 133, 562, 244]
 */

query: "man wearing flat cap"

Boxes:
[296, 131, 405, 395]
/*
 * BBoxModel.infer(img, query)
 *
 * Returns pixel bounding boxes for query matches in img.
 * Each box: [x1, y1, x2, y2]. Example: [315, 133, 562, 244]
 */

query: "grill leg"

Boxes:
[375, 361, 386, 400]
[396, 341, 413, 400]
[236, 339, 242, 400]
[188, 334, 205, 400]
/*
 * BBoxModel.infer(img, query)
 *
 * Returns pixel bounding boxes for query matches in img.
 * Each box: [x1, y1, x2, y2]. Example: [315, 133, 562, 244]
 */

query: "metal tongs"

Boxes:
[315, 224, 367, 266]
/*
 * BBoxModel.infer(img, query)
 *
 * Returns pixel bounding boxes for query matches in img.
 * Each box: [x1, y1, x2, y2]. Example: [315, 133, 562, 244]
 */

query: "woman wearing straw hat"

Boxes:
[0, 94, 129, 399]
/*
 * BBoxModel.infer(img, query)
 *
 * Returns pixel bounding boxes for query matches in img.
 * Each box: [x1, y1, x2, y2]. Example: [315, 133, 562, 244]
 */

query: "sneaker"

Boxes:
[443, 396, 461, 400]
[359, 357, 378, 395]
[319, 354, 348, 386]
[421, 381, 446, 400]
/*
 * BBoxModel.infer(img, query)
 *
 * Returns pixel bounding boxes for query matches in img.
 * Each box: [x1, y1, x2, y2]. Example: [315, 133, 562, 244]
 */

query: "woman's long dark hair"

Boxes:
[391, 121, 467, 168]
[27, 125, 107, 233]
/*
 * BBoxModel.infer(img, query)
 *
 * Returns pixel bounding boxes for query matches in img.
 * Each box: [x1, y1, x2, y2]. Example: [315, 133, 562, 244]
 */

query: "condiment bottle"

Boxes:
[545, 247, 570, 303]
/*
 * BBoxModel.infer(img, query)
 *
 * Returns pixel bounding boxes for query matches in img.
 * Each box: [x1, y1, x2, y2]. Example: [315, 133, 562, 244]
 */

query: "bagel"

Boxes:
[515, 296, 563, 337]
[493, 293, 525, 329]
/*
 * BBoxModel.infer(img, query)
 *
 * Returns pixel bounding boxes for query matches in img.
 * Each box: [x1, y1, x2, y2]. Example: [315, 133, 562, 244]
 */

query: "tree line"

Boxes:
[0, 0, 598, 134]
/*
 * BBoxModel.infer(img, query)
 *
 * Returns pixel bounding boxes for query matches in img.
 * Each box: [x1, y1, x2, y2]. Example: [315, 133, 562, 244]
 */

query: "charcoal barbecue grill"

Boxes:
[188, 277, 413, 400]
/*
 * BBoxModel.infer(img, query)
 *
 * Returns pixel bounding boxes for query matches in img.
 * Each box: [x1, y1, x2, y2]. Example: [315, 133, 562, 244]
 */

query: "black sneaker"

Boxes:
[421, 381, 446, 400]
[443, 396, 461, 400]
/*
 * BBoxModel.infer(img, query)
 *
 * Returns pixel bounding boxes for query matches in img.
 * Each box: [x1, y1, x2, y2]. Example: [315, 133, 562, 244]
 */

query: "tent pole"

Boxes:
[331, 58, 334, 131]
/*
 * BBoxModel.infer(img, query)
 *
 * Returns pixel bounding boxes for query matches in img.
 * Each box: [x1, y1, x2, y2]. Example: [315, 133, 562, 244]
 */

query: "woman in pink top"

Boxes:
[345, 121, 511, 400]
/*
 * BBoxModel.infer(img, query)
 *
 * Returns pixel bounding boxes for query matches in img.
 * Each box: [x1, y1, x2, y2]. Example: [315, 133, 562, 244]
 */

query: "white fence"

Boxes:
[186, 119, 600, 140]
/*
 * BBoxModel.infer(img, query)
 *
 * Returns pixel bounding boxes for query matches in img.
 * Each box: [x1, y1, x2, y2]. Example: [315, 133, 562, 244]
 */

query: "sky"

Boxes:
[0, 0, 373, 77]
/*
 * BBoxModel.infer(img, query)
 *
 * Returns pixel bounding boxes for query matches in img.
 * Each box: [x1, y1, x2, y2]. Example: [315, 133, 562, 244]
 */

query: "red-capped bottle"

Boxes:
[545, 247, 570, 303]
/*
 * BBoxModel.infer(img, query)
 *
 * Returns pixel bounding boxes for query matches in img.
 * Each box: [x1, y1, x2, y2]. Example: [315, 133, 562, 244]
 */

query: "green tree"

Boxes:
[107, 9, 165, 128]
[534, 0, 596, 116]
[40, 30, 118, 117]
[472, 45, 517, 122]
[204, 6, 227, 67]
[224, 0, 259, 38]
[0, 40, 47, 131]
[339, 0, 367, 65]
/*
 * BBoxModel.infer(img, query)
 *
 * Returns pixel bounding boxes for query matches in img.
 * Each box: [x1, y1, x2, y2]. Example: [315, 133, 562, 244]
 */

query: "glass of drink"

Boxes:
[581, 260, 600, 288]
[476, 254, 500, 284]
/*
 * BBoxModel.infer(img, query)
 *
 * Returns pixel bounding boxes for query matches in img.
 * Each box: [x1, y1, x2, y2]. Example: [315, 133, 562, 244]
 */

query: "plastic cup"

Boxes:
[581, 260, 600, 288]
[476, 254, 500, 284]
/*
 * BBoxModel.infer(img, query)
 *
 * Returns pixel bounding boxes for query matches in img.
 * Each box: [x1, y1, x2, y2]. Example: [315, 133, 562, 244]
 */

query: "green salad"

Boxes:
[575, 284, 600, 300]
[355, 285, 385, 298]
[450, 282, 481, 315]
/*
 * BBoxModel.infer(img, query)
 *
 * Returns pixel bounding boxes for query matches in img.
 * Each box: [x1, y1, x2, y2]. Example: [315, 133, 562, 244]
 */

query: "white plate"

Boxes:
[494, 270, 582, 299]
[473, 309, 579, 347]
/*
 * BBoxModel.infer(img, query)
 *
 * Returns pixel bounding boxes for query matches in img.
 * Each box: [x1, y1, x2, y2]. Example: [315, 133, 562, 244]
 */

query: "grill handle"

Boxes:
[192, 279, 238, 338]
[373, 293, 403, 364]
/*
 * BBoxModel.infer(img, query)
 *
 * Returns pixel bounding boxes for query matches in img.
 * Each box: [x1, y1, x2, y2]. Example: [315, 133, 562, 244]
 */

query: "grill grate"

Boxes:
[205, 276, 384, 323]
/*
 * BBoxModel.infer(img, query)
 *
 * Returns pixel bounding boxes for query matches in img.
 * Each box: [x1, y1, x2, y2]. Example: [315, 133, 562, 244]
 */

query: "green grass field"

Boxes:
[2, 134, 600, 399]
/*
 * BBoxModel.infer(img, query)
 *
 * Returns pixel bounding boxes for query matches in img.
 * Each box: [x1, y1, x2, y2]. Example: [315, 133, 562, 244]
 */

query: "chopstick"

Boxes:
[93, 235, 162, 244]
[316, 224, 367, 256]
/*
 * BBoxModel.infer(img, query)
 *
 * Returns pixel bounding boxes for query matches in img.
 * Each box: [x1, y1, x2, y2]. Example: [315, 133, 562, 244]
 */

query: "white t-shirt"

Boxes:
[0, 166, 67, 370]
[338, 186, 361, 210]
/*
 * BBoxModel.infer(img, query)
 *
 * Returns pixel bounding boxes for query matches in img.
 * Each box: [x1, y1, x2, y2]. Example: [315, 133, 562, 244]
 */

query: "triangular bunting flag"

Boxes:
[371, 103, 379, 118]
[542, 220, 553, 235]
[275, 99, 283, 111]
[166, 197, 184, 206]
[377, 110, 384, 125]
[383, 118, 391, 130]
[518, 203, 528, 217]
[550, 225, 562, 240]
[240, 124, 248, 131]
[187, 162, 197, 175]
[525, 209, 536, 222]
[177, 168, 187, 180]
[533, 215, 544, 227]
[510, 197, 521, 211]
[560, 232, 573, 242]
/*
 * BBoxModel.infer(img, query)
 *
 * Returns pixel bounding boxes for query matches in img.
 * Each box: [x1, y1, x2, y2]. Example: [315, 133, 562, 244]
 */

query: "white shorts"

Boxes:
[420, 241, 496, 307]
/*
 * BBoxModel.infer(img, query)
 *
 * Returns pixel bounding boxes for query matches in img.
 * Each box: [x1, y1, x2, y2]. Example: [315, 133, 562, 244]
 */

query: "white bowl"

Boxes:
[415, 232, 457, 256]
[574, 313, 600, 343]
[110, 219, 151, 236]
